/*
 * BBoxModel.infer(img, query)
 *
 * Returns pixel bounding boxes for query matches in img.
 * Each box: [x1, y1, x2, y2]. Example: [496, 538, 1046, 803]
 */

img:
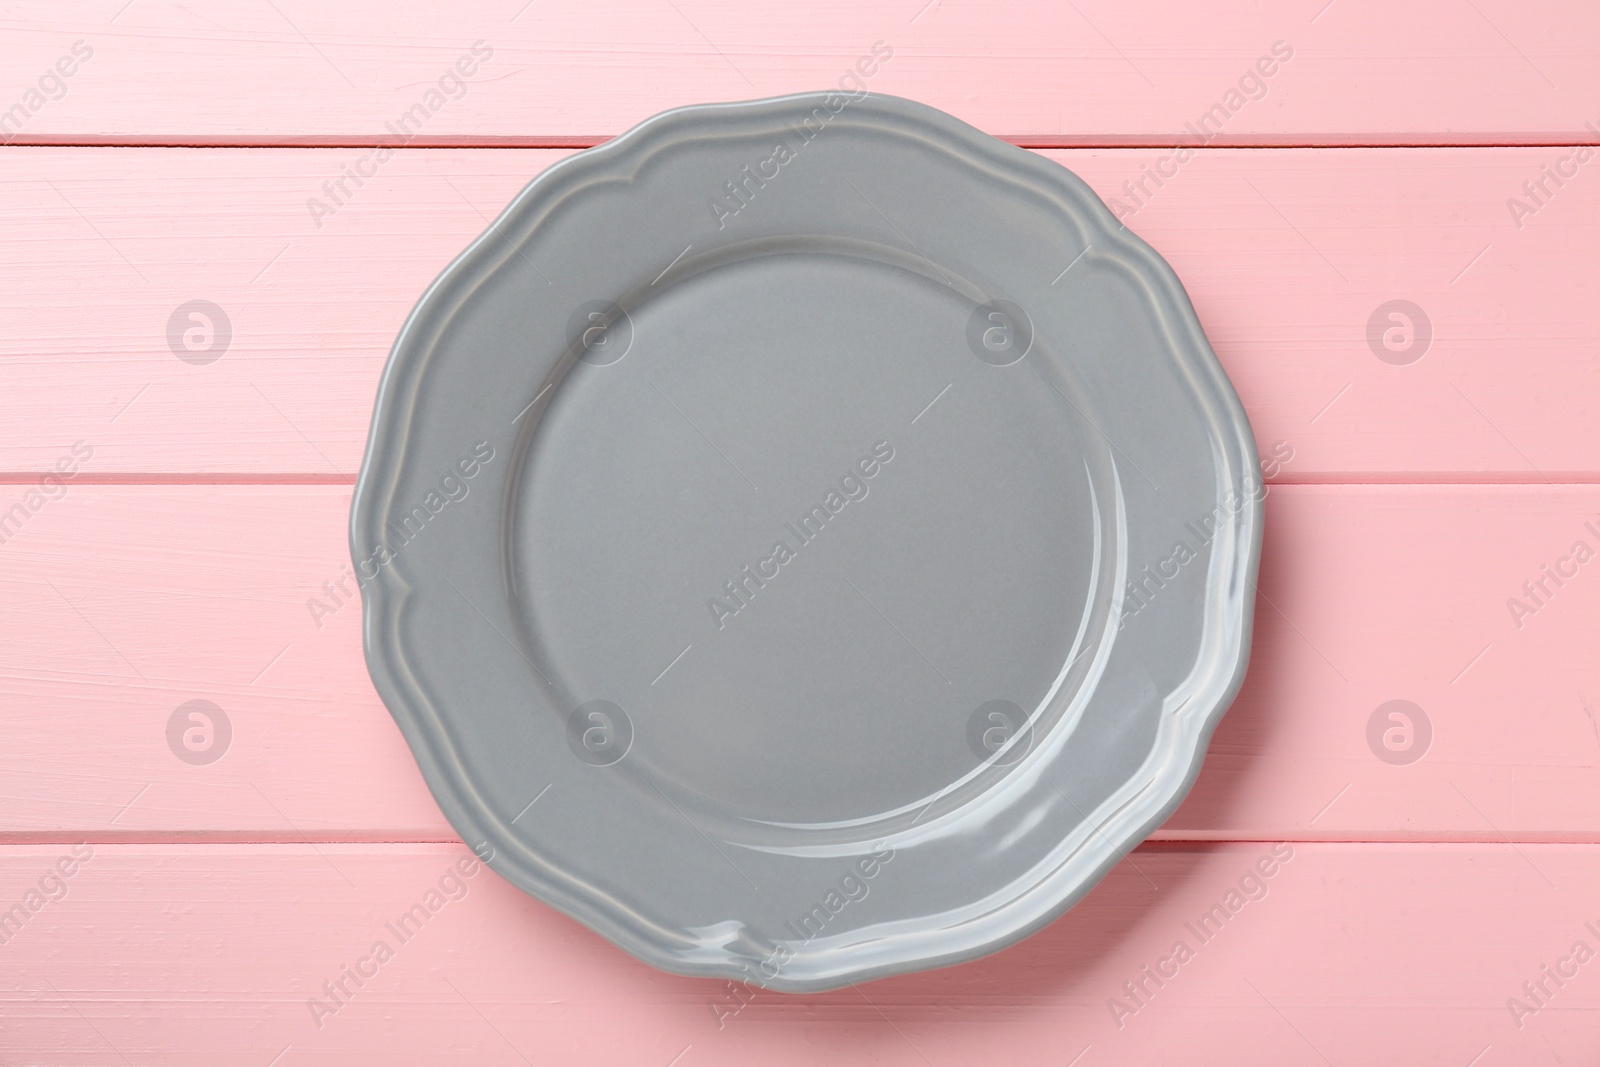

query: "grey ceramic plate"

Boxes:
[352, 91, 1262, 992]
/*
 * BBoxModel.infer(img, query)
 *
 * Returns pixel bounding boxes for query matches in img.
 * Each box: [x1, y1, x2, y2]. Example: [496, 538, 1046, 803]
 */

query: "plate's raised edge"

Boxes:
[351, 90, 1263, 992]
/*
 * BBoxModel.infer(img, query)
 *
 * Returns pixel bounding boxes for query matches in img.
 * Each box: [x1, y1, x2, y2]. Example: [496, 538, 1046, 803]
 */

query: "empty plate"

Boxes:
[351, 91, 1262, 992]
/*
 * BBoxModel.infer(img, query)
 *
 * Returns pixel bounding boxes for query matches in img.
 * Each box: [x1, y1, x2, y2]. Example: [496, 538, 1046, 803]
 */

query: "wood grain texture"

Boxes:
[6, 3, 1600, 1055]
[3, 146, 1599, 478]
[3, 483, 1596, 841]
[2, 842, 1596, 1064]
[0, 2, 1596, 144]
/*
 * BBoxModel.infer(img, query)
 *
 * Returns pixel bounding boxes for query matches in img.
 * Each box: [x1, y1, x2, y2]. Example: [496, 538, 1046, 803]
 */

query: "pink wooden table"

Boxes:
[3, 2, 1599, 1063]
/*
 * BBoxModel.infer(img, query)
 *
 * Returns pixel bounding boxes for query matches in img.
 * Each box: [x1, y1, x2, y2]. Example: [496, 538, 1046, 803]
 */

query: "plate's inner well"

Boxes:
[512, 245, 1106, 831]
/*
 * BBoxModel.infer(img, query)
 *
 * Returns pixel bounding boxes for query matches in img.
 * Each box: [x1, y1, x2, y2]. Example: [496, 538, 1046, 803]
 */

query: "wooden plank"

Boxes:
[1, 841, 1596, 1063]
[3, 483, 1597, 840]
[0, 2, 1596, 144]
[1166, 483, 1600, 842]
[0, 483, 446, 840]
[2, 146, 1599, 478]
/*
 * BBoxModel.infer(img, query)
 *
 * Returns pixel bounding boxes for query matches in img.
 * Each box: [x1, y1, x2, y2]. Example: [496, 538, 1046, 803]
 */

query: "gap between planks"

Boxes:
[3, 137, 1600, 151]
[3, 474, 1600, 486]
[9, 834, 1600, 847]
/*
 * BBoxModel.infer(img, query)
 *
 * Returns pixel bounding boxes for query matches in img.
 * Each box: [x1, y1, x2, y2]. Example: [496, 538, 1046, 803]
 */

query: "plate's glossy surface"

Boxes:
[352, 91, 1262, 992]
